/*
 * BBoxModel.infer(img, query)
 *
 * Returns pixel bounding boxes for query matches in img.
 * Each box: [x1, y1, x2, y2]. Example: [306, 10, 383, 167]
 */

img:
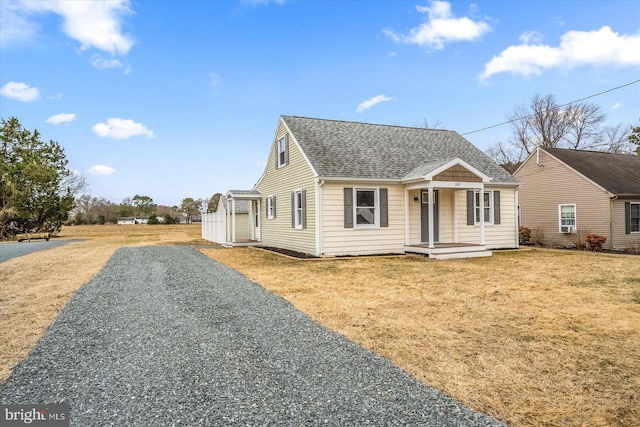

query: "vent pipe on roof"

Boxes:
[536, 146, 542, 167]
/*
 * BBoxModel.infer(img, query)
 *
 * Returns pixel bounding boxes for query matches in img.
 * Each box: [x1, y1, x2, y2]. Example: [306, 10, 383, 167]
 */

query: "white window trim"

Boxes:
[474, 190, 493, 225]
[558, 204, 577, 233]
[630, 202, 640, 233]
[354, 188, 379, 229]
[266, 195, 275, 220]
[294, 189, 303, 229]
[277, 136, 288, 168]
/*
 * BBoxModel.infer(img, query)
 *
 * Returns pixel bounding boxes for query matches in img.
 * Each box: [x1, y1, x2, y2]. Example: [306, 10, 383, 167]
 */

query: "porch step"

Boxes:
[430, 250, 492, 260]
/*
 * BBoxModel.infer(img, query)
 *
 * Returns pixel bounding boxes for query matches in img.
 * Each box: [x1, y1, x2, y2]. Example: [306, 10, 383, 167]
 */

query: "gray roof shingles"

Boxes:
[543, 147, 640, 196]
[282, 116, 519, 184]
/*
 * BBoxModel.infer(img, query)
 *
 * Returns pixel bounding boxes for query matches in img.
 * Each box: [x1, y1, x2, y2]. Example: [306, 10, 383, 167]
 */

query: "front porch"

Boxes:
[404, 243, 492, 260]
[402, 158, 495, 259]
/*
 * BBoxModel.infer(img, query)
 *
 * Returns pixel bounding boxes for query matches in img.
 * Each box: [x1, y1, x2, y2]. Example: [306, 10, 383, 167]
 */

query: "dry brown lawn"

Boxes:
[0, 224, 205, 382]
[203, 247, 640, 427]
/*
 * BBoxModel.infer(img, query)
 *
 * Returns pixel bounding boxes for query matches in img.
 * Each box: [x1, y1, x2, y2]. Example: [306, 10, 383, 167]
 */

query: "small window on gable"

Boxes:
[559, 204, 576, 233]
[277, 135, 288, 168]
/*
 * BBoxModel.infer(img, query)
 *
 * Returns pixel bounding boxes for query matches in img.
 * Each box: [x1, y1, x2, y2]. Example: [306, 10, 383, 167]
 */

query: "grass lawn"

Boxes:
[2, 225, 638, 426]
[203, 247, 640, 427]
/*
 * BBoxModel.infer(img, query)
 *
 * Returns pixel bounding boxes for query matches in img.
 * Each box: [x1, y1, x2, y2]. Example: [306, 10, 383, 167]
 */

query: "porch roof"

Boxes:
[401, 157, 491, 183]
[226, 190, 262, 200]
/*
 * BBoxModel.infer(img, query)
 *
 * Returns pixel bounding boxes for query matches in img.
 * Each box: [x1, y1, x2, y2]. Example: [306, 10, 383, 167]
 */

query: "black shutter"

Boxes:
[380, 188, 388, 227]
[284, 136, 289, 165]
[467, 190, 475, 225]
[301, 189, 307, 229]
[291, 192, 295, 228]
[494, 191, 501, 225]
[344, 188, 353, 228]
[275, 140, 280, 169]
[625, 202, 631, 235]
[272, 195, 276, 218]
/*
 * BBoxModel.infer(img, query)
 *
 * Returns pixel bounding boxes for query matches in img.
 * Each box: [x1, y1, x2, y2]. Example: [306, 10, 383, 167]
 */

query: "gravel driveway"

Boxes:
[0, 240, 83, 263]
[0, 246, 504, 426]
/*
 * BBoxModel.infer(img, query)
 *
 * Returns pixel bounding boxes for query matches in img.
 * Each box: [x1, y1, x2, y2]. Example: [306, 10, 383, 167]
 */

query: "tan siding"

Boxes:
[255, 121, 317, 254]
[322, 183, 405, 256]
[434, 165, 482, 182]
[408, 189, 421, 244]
[611, 199, 640, 250]
[514, 150, 612, 248]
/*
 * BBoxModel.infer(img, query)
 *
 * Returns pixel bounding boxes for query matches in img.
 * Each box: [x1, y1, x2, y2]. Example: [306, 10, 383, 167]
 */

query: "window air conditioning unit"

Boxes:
[560, 225, 574, 233]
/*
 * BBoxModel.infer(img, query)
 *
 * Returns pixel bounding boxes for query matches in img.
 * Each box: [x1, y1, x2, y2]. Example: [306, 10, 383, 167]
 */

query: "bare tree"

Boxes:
[487, 94, 608, 171]
[601, 123, 633, 154]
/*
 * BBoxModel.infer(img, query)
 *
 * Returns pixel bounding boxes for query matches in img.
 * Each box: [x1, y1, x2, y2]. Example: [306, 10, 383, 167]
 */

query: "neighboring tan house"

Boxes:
[117, 216, 149, 225]
[514, 146, 640, 250]
[208, 115, 521, 259]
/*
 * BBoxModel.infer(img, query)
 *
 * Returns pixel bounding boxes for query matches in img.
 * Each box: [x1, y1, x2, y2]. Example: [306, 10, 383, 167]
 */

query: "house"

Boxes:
[118, 216, 149, 225]
[205, 115, 521, 259]
[117, 216, 149, 225]
[514, 146, 640, 250]
[201, 196, 251, 244]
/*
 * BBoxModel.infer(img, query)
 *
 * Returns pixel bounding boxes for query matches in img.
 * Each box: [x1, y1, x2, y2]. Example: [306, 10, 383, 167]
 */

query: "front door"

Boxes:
[421, 190, 439, 243]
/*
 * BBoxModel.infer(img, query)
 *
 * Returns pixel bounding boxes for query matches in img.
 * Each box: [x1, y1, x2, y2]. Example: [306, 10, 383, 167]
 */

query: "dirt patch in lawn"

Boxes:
[203, 247, 640, 427]
[0, 224, 204, 382]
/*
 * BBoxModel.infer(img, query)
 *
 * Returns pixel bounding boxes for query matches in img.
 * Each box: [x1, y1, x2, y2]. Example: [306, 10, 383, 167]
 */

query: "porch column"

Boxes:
[479, 186, 485, 245]
[428, 187, 435, 249]
[453, 190, 458, 243]
[231, 199, 236, 243]
[404, 190, 410, 246]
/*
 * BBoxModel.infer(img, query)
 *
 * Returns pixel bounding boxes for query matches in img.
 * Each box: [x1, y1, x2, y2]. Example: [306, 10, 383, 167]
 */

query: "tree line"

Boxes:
[486, 94, 640, 173]
[71, 194, 222, 225]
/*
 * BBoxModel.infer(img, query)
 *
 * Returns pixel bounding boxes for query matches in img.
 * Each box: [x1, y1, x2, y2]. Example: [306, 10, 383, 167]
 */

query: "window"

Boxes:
[559, 204, 576, 233]
[631, 203, 640, 233]
[266, 196, 275, 219]
[344, 187, 388, 228]
[355, 189, 377, 227]
[474, 191, 493, 224]
[294, 190, 303, 229]
[277, 136, 288, 168]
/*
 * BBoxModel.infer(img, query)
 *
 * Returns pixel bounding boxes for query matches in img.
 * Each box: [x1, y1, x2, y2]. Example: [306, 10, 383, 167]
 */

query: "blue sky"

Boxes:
[1, 0, 639, 207]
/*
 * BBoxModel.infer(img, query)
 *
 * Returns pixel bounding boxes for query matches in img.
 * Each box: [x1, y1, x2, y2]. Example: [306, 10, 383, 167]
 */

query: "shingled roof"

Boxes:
[543, 147, 640, 196]
[281, 116, 519, 184]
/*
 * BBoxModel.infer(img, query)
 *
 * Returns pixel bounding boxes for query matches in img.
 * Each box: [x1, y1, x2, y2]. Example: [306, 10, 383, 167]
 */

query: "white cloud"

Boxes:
[92, 118, 156, 140]
[91, 55, 131, 74]
[519, 31, 543, 44]
[88, 165, 116, 176]
[46, 113, 76, 125]
[480, 26, 640, 80]
[19, 0, 134, 55]
[611, 102, 623, 110]
[0, 81, 40, 102]
[0, 0, 39, 45]
[3, 0, 134, 65]
[356, 95, 393, 113]
[384, 1, 491, 50]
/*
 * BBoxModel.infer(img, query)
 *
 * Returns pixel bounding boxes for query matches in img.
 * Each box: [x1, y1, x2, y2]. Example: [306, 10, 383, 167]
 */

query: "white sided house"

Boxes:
[206, 115, 521, 259]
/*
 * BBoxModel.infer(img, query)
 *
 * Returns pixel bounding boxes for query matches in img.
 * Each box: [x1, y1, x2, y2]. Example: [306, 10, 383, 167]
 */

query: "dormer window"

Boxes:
[277, 135, 288, 168]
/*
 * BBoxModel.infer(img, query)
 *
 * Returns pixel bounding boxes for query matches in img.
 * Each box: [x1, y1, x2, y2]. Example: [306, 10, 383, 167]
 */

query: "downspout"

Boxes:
[315, 178, 324, 256]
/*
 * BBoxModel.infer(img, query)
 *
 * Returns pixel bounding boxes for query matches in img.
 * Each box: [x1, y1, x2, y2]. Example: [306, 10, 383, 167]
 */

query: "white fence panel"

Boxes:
[201, 212, 226, 244]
